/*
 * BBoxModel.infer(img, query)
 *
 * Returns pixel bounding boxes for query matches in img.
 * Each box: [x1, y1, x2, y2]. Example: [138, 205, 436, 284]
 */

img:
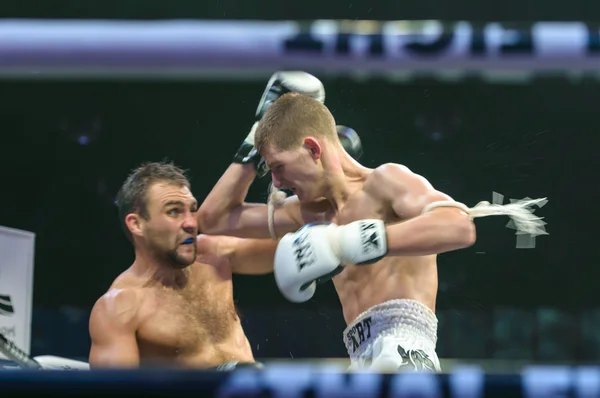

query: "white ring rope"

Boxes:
[0, 20, 599, 78]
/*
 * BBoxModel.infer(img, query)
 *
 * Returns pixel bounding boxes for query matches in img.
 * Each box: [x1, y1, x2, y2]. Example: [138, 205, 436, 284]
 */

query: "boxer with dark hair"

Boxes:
[89, 162, 276, 369]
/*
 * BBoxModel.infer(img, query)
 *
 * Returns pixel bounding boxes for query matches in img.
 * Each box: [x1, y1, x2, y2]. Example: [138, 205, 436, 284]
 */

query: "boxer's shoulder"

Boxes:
[364, 163, 426, 196]
[92, 287, 142, 328]
[360, 163, 402, 197]
[370, 163, 414, 182]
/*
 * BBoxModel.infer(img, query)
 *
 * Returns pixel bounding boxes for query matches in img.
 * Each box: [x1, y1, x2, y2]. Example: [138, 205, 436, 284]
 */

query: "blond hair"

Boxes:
[254, 92, 337, 153]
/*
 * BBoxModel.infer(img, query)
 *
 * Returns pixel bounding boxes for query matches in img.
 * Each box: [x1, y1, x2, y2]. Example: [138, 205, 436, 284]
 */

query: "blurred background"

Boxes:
[0, 0, 599, 368]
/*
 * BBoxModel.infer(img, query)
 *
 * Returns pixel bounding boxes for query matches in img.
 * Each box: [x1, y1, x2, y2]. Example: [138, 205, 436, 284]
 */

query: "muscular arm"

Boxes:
[197, 163, 302, 239]
[197, 234, 278, 275]
[379, 164, 476, 256]
[269, 164, 476, 303]
[88, 289, 140, 368]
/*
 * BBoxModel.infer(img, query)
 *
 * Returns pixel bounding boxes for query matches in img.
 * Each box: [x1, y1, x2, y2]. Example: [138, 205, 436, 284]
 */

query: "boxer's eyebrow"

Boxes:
[163, 200, 198, 209]
[162, 200, 185, 208]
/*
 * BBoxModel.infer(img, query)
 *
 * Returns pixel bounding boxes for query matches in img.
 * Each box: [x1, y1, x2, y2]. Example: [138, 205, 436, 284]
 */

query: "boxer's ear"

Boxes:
[126, 213, 144, 238]
[303, 137, 321, 160]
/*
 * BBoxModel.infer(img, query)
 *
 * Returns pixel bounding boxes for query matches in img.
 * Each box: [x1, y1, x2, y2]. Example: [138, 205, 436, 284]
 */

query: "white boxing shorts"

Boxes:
[343, 299, 441, 372]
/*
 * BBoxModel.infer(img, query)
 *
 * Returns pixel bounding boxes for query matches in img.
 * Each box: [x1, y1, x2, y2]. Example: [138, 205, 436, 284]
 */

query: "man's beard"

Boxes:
[150, 243, 196, 269]
[166, 246, 197, 269]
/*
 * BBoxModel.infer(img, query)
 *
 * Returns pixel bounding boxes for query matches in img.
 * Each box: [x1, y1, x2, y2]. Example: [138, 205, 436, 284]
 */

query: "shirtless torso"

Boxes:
[286, 164, 439, 324]
[89, 235, 264, 368]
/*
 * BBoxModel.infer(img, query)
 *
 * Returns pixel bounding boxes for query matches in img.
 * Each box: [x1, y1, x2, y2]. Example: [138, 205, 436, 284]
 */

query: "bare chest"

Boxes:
[136, 273, 238, 358]
[305, 190, 395, 226]
[313, 187, 419, 293]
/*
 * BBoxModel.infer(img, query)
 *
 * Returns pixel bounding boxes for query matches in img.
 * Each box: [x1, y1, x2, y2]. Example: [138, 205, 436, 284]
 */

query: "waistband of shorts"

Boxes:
[342, 299, 438, 356]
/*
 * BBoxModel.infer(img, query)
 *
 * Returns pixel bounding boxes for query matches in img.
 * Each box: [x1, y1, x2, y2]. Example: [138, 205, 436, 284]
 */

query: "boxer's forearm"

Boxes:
[384, 210, 476, 256]
[197, 163, 257, 234]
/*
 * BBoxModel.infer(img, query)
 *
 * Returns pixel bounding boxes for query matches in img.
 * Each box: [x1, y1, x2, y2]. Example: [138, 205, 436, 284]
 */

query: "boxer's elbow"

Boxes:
[428, 208, 476, 250]
[454, 216, 476, 249]
[197, 206, 229, 235]
[197, 208, 217, 234]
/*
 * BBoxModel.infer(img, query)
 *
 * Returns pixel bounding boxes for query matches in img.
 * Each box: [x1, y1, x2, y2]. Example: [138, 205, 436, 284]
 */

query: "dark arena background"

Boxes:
[0, 0, 600, 397]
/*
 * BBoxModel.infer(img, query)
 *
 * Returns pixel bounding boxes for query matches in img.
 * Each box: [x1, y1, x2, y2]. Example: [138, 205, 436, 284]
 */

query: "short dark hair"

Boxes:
[115, 161, 190, 241]
[255, 92, 337, 153]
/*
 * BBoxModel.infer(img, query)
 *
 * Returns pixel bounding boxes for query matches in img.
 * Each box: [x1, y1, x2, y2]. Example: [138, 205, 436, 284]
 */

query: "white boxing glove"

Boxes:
[255, 71, 325, 119]
[234, 71, 325, 177]
[274, 220, 388, 303]
[334, 219, 388, 265]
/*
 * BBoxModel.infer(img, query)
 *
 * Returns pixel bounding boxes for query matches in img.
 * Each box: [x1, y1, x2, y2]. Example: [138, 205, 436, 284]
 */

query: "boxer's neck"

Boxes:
[131, 248, 191, 289]
[321, 146, 368, 210]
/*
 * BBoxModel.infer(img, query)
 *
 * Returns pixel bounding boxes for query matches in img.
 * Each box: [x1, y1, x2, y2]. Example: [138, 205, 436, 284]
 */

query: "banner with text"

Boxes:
[0, 226, 35, 357]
